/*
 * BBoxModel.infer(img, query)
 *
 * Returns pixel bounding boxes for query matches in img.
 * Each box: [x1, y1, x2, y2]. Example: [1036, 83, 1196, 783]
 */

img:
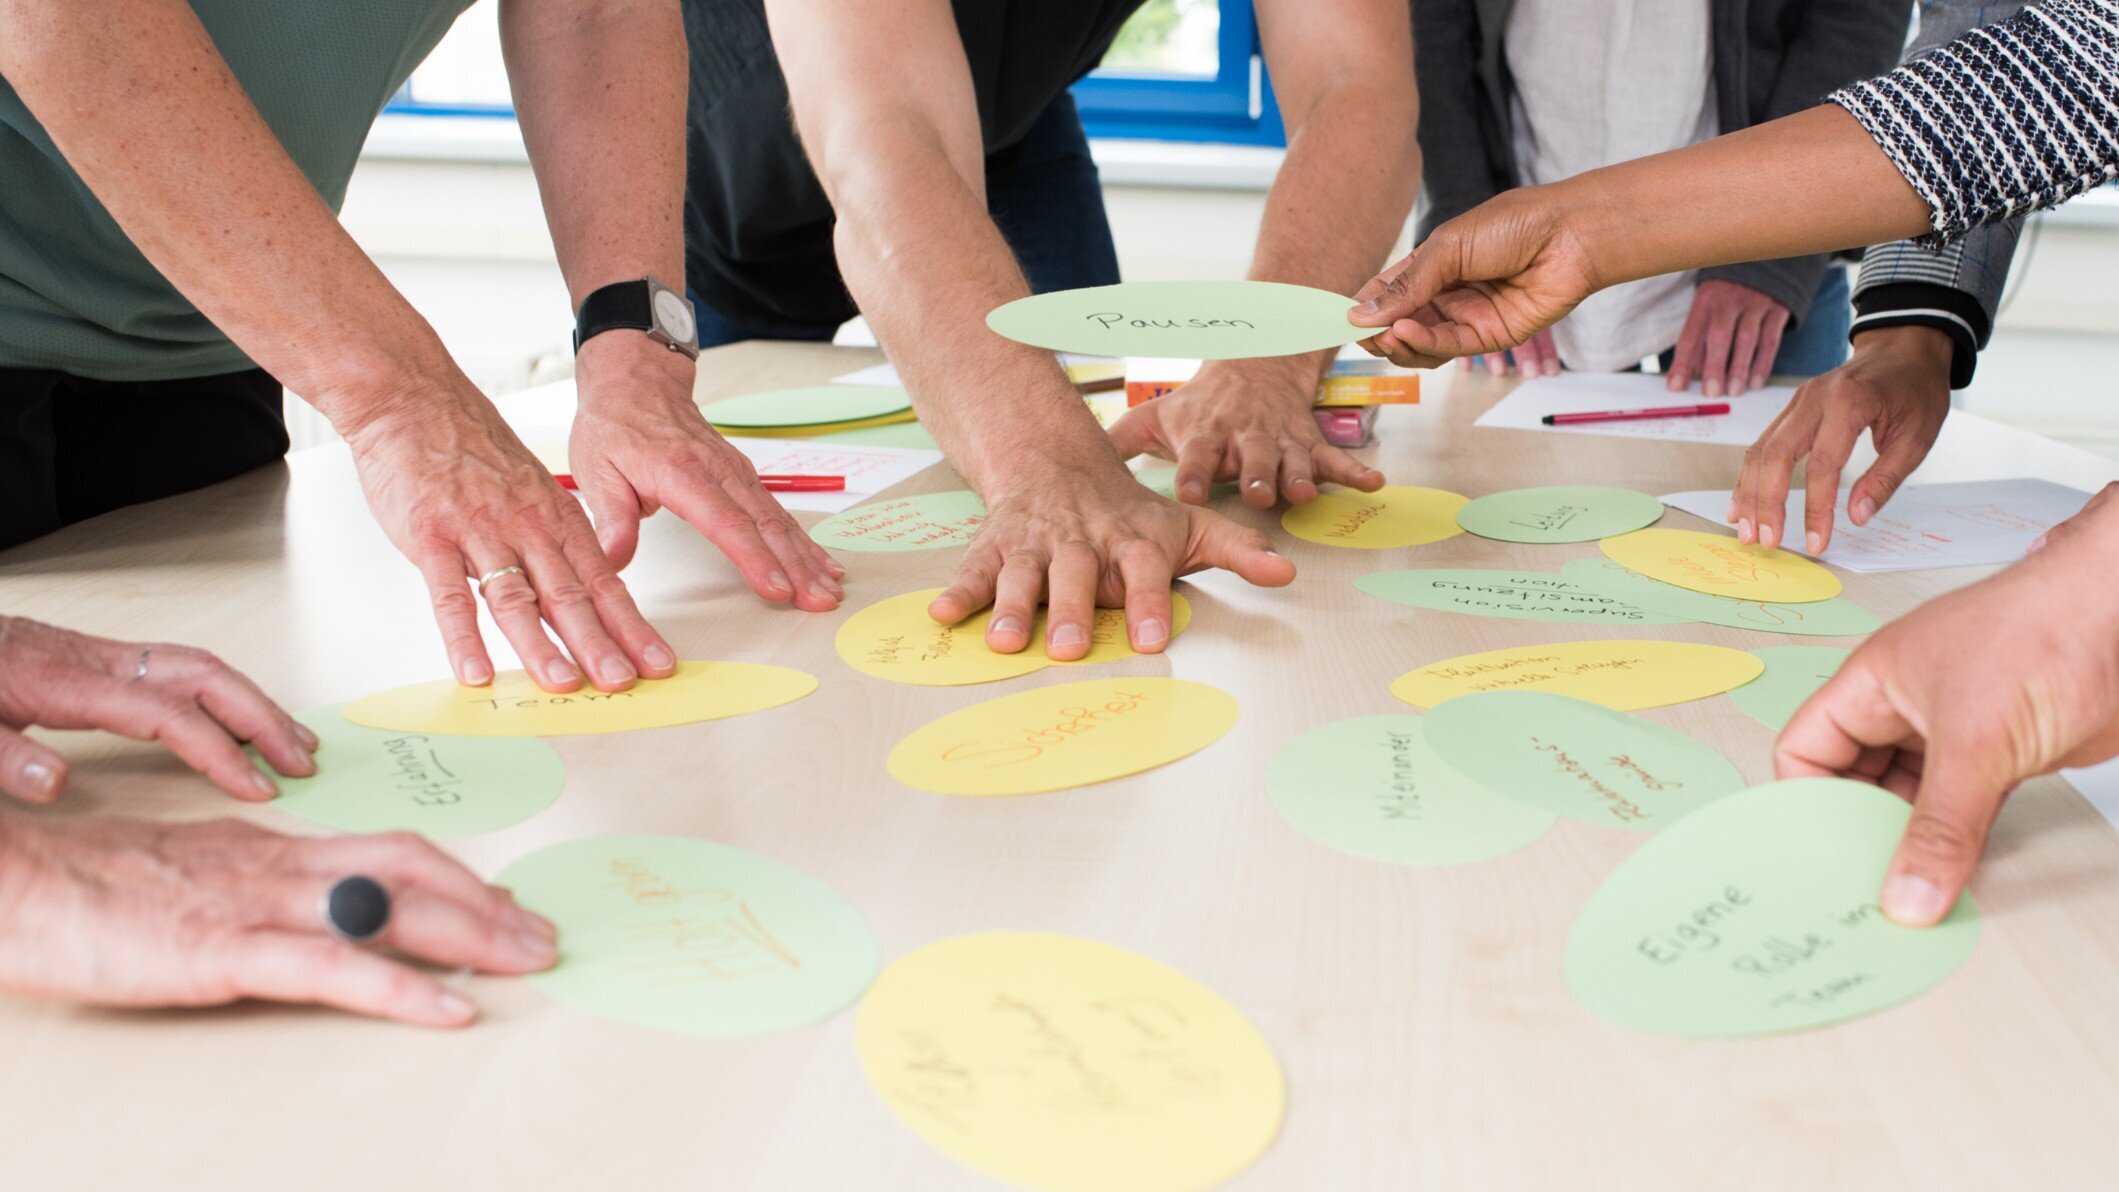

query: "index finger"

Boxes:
[1773, 660, 1913, 780]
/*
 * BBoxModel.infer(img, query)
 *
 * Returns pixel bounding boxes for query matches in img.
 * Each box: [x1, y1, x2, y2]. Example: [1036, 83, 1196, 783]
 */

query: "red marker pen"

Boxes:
[1542, 402, 1731, 426]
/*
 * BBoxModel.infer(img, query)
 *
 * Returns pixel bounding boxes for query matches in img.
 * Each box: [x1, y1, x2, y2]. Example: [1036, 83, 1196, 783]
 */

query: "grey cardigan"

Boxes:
[1413, 0, 1911, 324]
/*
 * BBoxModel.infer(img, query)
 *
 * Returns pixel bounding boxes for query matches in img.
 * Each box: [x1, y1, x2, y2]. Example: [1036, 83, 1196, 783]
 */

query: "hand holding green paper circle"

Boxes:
[986, 280, 1369, 359]
[1356, 568, 1687, 626]
[266, 705, 564, 838]
[700, 385, 912, 429]
[1455, 485, 1665, 544]
[1423, 691, 1744, 830]
[1566, 778, 1980, 1037]
[1268, 716, 1555, 865]
[499, 834, 880, 1036]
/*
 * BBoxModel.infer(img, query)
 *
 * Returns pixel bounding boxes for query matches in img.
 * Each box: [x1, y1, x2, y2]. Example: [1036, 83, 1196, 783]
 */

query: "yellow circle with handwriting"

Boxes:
[1392, 639, 1764, 712]
[887, 677, 1238, 795]
[1599, 527, 1841, 603]
[858, 931, 1286, 1192]
[837, 589, 1194, 686]
[1280, 485, 1469, 549]
[342, 661, 817, 737]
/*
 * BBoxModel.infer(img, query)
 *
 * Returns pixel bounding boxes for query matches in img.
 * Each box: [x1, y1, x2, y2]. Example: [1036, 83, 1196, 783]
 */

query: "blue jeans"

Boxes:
[1768, 265, 1852, 377]
[693, 92, 1122, 349]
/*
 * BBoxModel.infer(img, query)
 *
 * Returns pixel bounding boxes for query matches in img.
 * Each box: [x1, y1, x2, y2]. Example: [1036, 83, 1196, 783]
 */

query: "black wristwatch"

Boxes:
[573, 276, 700, 360]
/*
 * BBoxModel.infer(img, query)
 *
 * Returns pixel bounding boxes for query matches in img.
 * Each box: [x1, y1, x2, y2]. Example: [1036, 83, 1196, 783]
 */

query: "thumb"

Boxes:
[1190, 514, 1296, 588]
[0, 724, 66, 803]
[1881, 742, 2013, 927]
[583, 480, 645, 571]
[1847, 431, 1927, 526]
[1350, 242, 1457, 327]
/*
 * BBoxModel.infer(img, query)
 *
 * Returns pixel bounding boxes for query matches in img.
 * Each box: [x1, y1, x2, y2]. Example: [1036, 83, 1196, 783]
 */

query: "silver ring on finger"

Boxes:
[131, 647, 152, 683]
[475, 565, 526, 596]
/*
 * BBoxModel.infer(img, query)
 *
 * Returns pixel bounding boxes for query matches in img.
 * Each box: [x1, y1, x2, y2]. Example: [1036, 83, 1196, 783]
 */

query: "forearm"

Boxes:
[827, 136, 1119, 494]
[0, 0, 470, 435]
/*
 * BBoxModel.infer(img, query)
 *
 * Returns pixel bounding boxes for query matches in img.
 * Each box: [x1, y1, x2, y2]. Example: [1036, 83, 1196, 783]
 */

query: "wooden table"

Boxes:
[5, 343, 2119, 1190]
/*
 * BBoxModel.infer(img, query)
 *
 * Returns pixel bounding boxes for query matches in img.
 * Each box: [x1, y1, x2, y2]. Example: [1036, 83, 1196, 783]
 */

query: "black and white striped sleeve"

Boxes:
[1829, 0, 2119, 246]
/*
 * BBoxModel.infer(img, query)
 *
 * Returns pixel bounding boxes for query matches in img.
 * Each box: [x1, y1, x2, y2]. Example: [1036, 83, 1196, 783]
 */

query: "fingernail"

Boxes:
[1704, 381, 1722, 398]
[991, 616, 1024, 638]
[1759, 523, 1778, 550]
[1806, 530, 1823, 555]
[826, 558, 847, 578]
[459, 658, 493, 686]
[808, 582, 838, 604]
[1882, 873, 1950, 926]
[296, 724, 321, 751]
[1851, 496, 1877, 524]
[518, 909, 557, 940]
[250, 769, 279, 799]
[1051, 623, 1084, 649]
[23, 760, 57, 796]
[642, 642, 675, 671]
[515, 928, 559, 964]
[597, 656, 635, 686]
[1136, 619, 1168, 648]
[544, 658, 579, 688]
[2028, 533, 2048, 554]
[1737, 518, 1753, 543]
[768, 571, 793, 595]
[437, 991, 479, 1023]
[1181, 482, 1205, 502]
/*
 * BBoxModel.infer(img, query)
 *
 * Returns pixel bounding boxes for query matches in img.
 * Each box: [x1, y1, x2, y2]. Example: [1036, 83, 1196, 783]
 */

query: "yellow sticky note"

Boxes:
[836, 590, 1194, 686]
[1600, 527, 1842, 603]
[858, 931, 1285, 1192]
[888, 677, 1238, 796]
[343, 661, 817, 737]
[1281, 485, 1469, 549]
[1392, 640, 1764, 711]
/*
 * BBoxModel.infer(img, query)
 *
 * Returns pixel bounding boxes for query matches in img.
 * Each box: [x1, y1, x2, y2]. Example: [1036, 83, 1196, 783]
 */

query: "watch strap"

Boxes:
[573, 281, 656, 353]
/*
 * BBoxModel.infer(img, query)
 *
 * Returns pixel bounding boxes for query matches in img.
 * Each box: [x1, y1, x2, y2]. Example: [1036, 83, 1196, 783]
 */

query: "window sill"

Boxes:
[361, 114, 1284, 190]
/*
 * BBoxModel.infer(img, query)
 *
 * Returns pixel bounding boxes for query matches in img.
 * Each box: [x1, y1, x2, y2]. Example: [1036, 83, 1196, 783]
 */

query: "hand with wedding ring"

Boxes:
[0, 616, 318, 803]
[0, 813, 554, 1027]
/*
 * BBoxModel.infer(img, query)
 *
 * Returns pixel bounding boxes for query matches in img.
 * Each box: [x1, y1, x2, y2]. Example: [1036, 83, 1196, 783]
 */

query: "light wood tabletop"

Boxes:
[4, 342, 2118, 1190]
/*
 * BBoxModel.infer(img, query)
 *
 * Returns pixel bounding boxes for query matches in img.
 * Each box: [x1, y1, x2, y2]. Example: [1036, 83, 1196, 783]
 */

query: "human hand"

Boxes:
[1347, 186, 1603, 368]
[339, 378, 675, 695]
[1458, 327, 1562, 378]
[1731, 325, 1952, 553]
[0, 617, 316, 804]
[928, 461, 1295, 660]
[570, 337, 844, 610]
[0, 813, 555, 1026]
[1105, 358, 1384, 509]
[2028, 481, 2117, 555]
[1666, 279, 1790, 397]
[1775, 505, 2119, 926]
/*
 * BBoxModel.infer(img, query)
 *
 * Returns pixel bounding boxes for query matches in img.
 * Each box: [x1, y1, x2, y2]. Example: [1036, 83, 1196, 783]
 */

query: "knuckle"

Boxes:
[1900, 813, 1979, 861]
[537, 576, 594, 609]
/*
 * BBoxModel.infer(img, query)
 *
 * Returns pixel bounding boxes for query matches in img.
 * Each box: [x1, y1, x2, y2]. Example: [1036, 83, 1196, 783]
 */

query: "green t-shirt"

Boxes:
[0, 0, 473, 381]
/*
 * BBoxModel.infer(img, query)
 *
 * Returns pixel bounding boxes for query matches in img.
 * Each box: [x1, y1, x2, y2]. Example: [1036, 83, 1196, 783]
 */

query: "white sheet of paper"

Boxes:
[1660, 479, 2092, 573]
[495, 378, 941, 514]
[1474, 373, 1796, 445]
[2063, 758, 2119, 837]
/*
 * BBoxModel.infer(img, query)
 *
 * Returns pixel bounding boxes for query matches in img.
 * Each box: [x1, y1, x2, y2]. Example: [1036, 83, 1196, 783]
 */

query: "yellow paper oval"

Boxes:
[1280, 485, 1469, 549]
[858, 931, 1285, 1192]
[1600, 527, 1842, 603]
[1391, 639, 1765, 711]
[342, 661, 817, 737]
[836, 590, 1195, 686]
[888, 677, 1238, 796]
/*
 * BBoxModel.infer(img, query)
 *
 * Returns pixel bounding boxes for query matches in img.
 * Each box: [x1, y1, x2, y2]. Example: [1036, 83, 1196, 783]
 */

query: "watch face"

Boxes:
[653, 289, 697, 343]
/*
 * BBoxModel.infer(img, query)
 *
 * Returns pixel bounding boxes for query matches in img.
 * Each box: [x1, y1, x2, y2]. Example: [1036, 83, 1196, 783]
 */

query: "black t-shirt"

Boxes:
[682, 0, 1143, 335]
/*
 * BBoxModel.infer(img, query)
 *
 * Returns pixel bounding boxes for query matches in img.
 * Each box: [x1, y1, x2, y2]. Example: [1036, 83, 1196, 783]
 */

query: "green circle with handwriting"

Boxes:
[267, 705, 564, 838]
[500, 834, 880, 1036]
[701, 385, 911, 429]
[1268, 716, 1554, 865]
[988, 280, 1367, 359]
[1730, 646, 1851, 730]
[1356, 568, 1687, 627]
[1567, 778, 1980, 1037]
[810, 490, 988, 552]
[1456, 486, 1664, 543]
[1560, 559, 1881, 637]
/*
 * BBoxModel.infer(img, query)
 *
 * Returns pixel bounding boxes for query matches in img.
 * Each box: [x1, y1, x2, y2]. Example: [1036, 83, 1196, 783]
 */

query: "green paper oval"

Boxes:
[1566, 777, 1980, 1037]
[1560, 559, 1881, 637]
[702, 385, 912, 429]
[811, 490, 988, 552]
[268, 705, 564, 838]
[987, 281, 1366, 360]
[1423, 691, 1744, 831]
[1456, 486, 1665, 544]
[501, 834, 880, 1036]
[1267, 716, 1555, 865]
[1356, 568, 1687, 626]
[1730, 646, 1851, 730]
[810, 420, 939, 450]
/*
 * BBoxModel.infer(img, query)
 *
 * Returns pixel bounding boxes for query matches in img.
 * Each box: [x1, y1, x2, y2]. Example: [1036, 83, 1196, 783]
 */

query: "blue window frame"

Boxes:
[386, 0, 1284, 146]
[1072, 2, 1285, 147]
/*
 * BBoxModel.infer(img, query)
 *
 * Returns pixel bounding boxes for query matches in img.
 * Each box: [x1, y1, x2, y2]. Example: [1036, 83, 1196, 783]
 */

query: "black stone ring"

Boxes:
[322, 875, 391, 944]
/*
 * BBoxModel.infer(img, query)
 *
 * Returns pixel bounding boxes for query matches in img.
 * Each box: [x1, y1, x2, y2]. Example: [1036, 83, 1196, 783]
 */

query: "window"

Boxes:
[389, 0, 1284, 146]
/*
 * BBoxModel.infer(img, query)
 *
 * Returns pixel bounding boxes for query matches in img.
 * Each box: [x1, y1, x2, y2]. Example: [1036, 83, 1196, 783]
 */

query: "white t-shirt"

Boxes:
[1505, 0, 1718, 371]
